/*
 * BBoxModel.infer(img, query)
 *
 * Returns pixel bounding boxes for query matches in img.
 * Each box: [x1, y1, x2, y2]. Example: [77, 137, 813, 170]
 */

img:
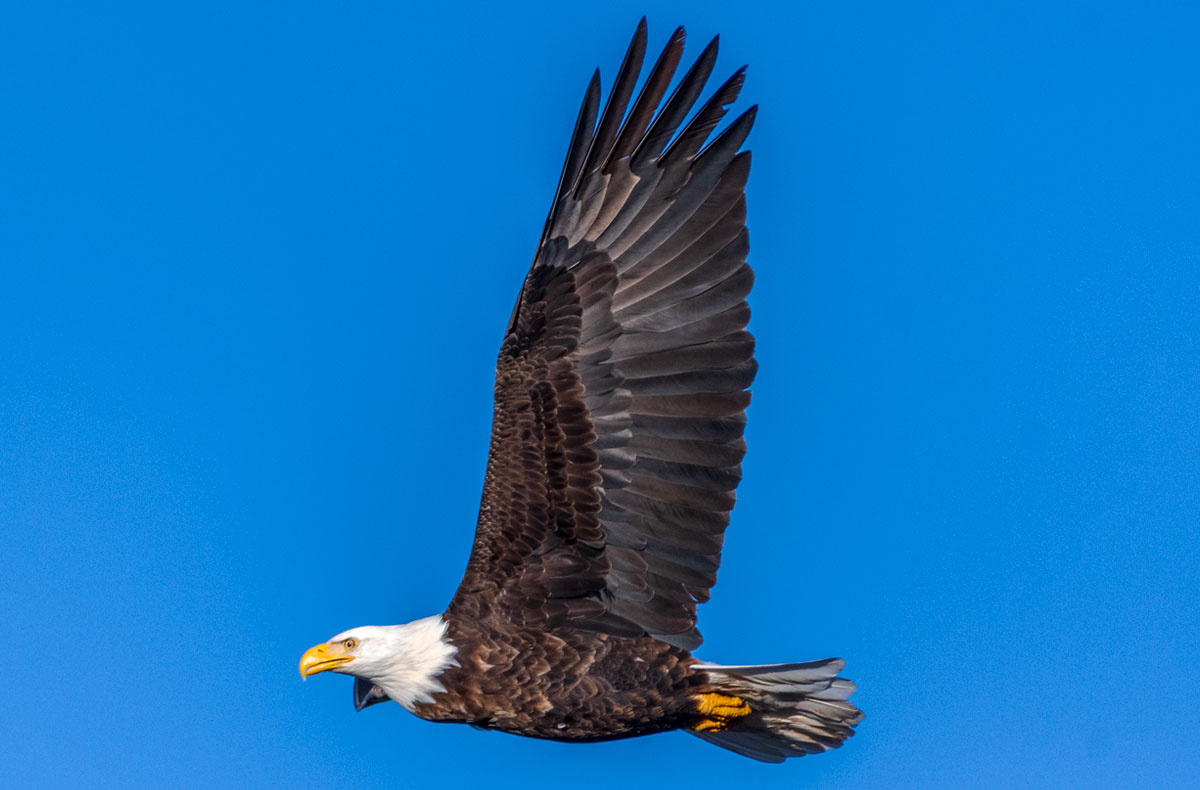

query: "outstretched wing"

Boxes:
[447, 20, 756, 650]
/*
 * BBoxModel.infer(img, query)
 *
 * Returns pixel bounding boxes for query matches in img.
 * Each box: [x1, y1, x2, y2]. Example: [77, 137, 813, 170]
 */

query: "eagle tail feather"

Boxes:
[688, 659, 863, 762]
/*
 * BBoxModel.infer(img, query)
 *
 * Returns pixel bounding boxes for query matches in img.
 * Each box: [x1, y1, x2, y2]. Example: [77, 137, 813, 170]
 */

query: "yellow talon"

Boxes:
[692, 718, 727, 732]
[696, 692, 751, 717]
[692, 692, 751, 732]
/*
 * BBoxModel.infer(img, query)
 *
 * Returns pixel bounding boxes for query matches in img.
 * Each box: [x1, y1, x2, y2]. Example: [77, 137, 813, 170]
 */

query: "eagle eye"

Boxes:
[343, 638, 357, 650]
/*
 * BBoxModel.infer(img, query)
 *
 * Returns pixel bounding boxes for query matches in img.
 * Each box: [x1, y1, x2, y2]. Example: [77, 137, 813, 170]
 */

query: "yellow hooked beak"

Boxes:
[299, 642, 355, 679]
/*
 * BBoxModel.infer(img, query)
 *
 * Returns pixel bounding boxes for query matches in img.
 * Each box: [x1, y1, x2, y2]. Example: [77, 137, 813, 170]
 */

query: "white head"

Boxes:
[299, 615, 458, 711]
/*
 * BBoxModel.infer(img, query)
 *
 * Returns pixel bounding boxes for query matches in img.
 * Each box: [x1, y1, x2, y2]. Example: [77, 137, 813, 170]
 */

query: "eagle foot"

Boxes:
[691, 692, 751, 732]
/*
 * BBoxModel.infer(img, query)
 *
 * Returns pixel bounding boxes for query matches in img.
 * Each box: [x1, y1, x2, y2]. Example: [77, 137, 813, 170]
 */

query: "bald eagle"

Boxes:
[300, 20, 863, 763]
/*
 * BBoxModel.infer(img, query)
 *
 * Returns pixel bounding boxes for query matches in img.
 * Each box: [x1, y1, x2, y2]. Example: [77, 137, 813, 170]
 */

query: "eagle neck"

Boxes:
[370, 615, 458, 711]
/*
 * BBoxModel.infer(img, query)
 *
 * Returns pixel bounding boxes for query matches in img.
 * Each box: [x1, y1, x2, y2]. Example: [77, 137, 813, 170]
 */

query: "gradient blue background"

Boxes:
[3, 2, 1198, 787]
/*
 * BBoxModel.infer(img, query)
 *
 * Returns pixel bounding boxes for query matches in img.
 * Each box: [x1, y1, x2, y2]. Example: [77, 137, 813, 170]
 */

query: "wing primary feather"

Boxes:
[696, 105, 758, 167]
[631, 35, 719, 169]
[661, 65, 747, 168]
[538, 69, 601, 249]
[607, 25, 687, 173]
[572, 19, 647, 198]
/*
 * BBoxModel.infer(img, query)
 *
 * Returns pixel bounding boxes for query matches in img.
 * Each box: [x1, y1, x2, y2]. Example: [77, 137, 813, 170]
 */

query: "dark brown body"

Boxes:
[413, 615, 707, 740]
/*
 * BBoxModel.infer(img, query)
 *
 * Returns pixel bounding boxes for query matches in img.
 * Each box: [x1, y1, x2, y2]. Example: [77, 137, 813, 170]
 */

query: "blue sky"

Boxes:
[2, 1, 1198, 787]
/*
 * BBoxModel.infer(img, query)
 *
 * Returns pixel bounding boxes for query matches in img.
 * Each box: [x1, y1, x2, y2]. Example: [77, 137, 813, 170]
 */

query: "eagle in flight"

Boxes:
[300, 19, 862, 762]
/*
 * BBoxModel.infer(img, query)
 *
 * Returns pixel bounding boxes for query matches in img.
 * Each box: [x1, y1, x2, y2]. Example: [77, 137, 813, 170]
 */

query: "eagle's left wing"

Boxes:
[447, 21, 756, 649]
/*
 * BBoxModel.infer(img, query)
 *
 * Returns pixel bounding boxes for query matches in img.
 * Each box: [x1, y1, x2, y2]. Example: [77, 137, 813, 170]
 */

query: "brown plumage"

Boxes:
[302, 19, 862, 763]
